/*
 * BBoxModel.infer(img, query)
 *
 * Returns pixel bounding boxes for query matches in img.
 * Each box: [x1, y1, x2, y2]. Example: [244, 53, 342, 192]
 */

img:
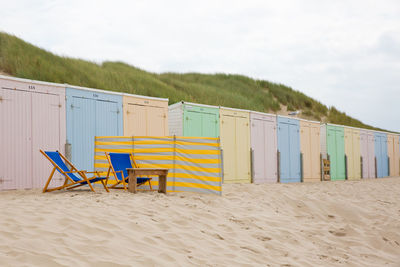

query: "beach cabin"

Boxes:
[299, 120, 321, 182]
[320, 124, 345, 181]
[277, 116, 301, 183]
[360, 129, 376, 178]
[168, 101, 220, 137]
[220, 107, 251, 183]
[374, 132, 388, 178]
[344, 127, 361, 180]
[66, 87, 123, 172]
[123, 94, 168, 136]
[0, 75, 66, 190]
[387, 133, 399, 177]
[250, 112, 277, 183]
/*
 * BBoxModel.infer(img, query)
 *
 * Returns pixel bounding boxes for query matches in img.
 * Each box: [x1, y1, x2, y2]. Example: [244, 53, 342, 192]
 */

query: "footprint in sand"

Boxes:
[255, 235, 272, 242]
[329, 230, 346, 237]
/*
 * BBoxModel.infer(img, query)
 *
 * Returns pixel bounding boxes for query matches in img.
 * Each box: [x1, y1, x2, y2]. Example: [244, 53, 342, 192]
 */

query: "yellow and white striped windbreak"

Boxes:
[94, 136, 222, 195]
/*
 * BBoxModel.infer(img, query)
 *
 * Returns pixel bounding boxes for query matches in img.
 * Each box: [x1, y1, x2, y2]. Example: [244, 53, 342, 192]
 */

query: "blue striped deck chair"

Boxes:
[40, 150, 110, 193]
[105, 152, 152, 190]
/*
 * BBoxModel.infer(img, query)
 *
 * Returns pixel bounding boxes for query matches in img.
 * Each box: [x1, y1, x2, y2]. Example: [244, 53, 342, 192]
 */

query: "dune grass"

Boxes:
[0, 32, 387, 131]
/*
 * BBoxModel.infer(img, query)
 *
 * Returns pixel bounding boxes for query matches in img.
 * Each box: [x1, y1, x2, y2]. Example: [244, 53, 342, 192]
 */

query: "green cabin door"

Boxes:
[184, 110, 202, 136]
[183, 104, 219, 137]
[327, 125, 345, 180]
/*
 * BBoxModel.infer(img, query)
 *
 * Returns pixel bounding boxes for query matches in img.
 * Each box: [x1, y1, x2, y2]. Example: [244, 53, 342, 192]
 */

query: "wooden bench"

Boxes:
[127, 168, 168, 194]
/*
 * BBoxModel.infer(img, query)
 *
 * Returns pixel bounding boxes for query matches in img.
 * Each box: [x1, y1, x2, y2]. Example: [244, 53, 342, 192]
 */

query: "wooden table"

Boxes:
[127, 168, 169, 194]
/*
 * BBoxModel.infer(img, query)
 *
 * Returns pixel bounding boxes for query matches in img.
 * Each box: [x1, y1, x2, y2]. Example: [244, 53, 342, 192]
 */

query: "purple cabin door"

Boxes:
[0, 89, 33, 189]
[31, 93, 64, 188]
[251, 113, 277, 183]
[367, 133, 375, 178]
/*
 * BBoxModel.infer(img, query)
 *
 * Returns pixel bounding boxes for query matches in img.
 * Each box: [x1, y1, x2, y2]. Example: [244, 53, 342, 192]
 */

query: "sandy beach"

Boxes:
[0, 178, 399, 267]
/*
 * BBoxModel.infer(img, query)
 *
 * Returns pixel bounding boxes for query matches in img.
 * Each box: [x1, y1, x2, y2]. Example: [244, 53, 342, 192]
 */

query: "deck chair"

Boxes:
[40, 150, 110, 193]
[106, 152, 152, 190]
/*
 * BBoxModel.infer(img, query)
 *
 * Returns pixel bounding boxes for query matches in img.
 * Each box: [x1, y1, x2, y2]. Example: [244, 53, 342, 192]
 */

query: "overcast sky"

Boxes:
[1, 0, 399, 131]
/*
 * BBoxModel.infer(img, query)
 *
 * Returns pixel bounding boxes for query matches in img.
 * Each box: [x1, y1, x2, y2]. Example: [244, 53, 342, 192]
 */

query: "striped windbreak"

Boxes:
[94, 136, 222, 195]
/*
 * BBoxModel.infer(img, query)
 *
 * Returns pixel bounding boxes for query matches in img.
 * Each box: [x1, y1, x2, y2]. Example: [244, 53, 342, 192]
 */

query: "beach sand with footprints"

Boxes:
[0, 178, 399, 266]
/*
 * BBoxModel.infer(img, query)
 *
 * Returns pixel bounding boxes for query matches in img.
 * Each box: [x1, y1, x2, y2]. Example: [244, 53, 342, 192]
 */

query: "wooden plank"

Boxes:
[128, 172, 137, 193]
[158, 174, 167, 193]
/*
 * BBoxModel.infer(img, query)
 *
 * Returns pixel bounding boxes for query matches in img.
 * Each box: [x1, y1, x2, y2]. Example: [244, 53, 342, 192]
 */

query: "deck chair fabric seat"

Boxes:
[74, 177, 106, 185]
[106, 152, 152, 190]
[41, 150, 109, 193]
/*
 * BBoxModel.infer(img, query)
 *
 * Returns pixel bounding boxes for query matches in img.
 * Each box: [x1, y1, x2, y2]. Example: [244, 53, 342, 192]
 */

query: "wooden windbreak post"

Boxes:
[173, 135, 176, 191]
[220, 148, 224, 183]
[277, 150, 280, 183]
[217, 138, 223, 195]
[388, 156, 390, 177]
[375, 157, 377, 178]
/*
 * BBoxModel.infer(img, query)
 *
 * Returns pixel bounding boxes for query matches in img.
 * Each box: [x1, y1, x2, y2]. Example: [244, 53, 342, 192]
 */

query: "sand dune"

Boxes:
[0, 178, 399, 266]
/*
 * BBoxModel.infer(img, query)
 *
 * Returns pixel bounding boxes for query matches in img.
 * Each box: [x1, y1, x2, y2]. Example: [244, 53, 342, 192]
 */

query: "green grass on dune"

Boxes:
[0, 32, 387, 132]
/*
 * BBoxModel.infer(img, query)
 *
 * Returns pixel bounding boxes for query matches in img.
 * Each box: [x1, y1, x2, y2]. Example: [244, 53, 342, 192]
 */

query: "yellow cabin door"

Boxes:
[221, 115, 236, 182]
[310, 125, 321, 181]
[147, 106, 166, 136]
[235, 116, 251, 183]
[300, 125, 311, 181]
[125, 104, 147, 136]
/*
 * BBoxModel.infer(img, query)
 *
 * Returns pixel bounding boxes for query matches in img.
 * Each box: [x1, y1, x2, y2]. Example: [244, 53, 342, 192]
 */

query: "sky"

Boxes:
[1, 0, 399, 131]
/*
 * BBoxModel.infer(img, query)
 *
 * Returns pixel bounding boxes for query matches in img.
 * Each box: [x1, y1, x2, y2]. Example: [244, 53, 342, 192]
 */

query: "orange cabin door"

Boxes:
[126, 104, 147, 136]
[147, 106, 166, 136]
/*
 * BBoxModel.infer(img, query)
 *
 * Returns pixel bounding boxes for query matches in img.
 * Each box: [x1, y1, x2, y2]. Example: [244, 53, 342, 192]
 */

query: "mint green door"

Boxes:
[184, 110, 202, 136]
[183, 104, 219, 137]
[327, 125, 345, 180]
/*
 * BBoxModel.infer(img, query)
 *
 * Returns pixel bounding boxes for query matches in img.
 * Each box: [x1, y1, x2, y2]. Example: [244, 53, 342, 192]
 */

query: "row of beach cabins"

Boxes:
[0, 75, 399, 191]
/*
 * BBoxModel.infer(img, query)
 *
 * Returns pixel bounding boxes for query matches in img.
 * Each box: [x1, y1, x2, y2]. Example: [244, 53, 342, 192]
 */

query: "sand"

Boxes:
[0, 178, 399, 267]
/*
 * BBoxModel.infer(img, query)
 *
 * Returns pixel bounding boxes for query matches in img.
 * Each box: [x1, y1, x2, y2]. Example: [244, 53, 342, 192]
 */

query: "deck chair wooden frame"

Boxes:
[40, 150, 110, 193]
[105, 152, 152, 190]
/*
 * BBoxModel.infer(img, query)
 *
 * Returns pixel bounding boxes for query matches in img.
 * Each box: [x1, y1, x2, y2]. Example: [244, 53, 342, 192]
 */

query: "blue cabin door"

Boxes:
[70, 97, 96, 172]
[278, 118, 300, 183]
[289, 123, 301, 182]
[67, 88, 123, 172]
[278, 122, 290, 181]
[95, 100, 120, 136]
[375, 133, 388, 178]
